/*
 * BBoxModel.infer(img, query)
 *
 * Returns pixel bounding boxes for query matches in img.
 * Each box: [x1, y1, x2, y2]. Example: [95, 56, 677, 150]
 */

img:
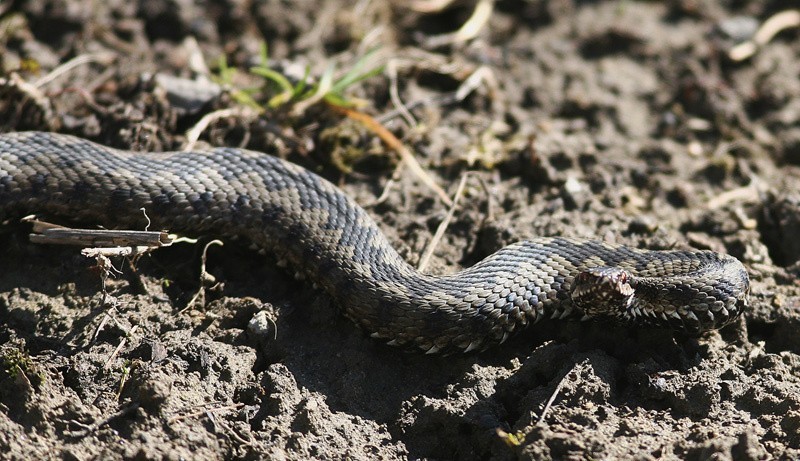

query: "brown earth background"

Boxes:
[1, 1, 800, 459]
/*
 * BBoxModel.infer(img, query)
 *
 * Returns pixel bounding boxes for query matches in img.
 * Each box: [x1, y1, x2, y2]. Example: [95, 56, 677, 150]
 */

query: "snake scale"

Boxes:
[0, 132, 750, 354]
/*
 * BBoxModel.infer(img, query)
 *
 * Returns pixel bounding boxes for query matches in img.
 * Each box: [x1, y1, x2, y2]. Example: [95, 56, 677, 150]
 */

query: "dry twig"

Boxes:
[27, 219, 172, 249]
[537, 363, 578, 425]
[103, 325, 139, 370]
[408, 0, 456, 12]
[387, 59, 417, 128]
[706, 182, 763, 209]
[181, 239, 224, 312]
[418, 173, 471, 272]
[329, 104, 452, 206]
[33, 52, 115, 88]
[729, 10, 800, 61]
[423, 0, 495, 48]
[184, 107, 260, 150]
[1, 73, 54, 124]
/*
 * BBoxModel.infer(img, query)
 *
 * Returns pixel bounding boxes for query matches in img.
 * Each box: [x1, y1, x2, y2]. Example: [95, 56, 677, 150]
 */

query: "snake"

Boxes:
[0, 132, 750, 354]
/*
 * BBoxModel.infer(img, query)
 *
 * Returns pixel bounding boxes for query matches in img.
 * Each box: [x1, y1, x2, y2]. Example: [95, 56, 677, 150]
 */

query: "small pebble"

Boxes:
[248, 310, 275, 341]
[717, 16, 759, 42]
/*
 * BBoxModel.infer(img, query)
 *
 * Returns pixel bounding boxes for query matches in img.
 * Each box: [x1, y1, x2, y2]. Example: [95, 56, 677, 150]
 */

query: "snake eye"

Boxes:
[571, 267, 635, 318]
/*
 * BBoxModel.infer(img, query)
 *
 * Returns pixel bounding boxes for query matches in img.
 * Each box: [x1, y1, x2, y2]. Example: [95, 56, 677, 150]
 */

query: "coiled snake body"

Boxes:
[0, 132, 750, 353]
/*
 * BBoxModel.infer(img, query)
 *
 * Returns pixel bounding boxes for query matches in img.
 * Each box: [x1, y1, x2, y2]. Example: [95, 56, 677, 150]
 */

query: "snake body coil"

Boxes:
[0, 132, 750, 353]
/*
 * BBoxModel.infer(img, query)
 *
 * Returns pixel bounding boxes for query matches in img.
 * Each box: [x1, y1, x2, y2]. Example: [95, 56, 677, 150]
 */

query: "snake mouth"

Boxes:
[570, 266, 636, 319]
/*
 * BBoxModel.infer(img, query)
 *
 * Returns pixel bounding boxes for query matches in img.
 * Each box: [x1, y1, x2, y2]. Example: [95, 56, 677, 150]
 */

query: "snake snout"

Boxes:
[570, 266, 636, 318]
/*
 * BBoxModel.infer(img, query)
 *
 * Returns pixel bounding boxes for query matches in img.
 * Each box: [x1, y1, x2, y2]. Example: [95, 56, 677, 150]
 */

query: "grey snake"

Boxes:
[0, 132, 750, 354]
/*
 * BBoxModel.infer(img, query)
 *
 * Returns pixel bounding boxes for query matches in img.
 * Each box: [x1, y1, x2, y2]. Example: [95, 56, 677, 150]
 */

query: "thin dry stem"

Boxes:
[330, 104, 453, 206]
[537, 363, 577, 425]
[182, 239, 224, 312]
[706, 182, 763, 209]
[424, 0, 495, 47]
[417, 172, 470, 272]
[34, 52, 115, 88]
[28, 221, 171, 249]
[408, 0, 456, 13]
[184, 107, 260, 150]
[103, 325, 139, 369]
[729, 9, 800, 61]
[387, 59, 417, 128]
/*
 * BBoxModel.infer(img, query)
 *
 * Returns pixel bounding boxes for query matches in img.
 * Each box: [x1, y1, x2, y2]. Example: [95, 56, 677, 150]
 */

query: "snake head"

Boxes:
[570, 267, 636, 319]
